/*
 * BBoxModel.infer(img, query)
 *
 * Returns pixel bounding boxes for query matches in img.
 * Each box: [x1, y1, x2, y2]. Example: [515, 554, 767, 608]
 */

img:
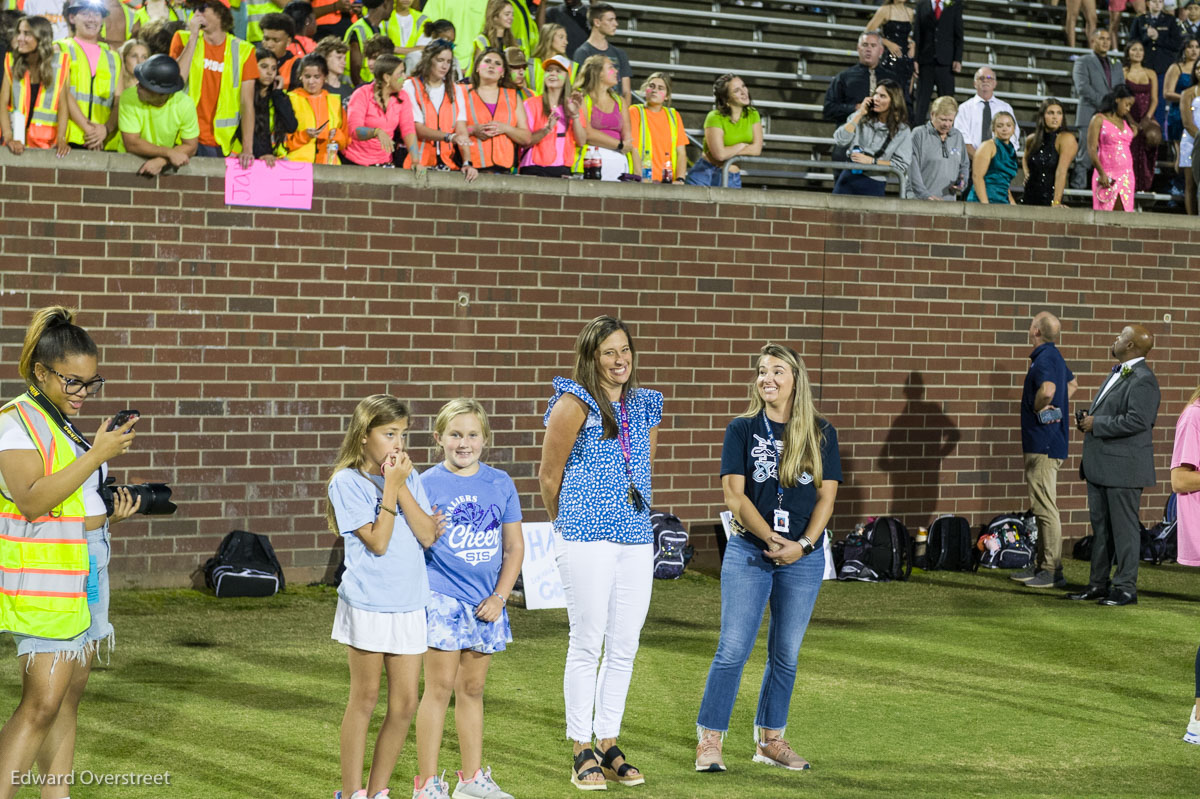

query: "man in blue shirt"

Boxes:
[1013, 312, 1078, 589]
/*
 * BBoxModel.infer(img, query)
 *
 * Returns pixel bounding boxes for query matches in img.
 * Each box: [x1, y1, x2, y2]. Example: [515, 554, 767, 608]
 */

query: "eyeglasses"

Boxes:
[976, 76, 997, 83]
[41, 365, 105, 397]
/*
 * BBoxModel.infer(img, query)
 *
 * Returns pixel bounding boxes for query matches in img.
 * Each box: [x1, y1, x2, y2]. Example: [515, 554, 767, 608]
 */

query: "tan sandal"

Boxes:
[571, 748, 607, 791]
[597, 744, 645, 786]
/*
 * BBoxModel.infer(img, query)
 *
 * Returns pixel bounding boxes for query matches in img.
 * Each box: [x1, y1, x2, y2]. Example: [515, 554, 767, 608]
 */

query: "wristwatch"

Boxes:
[798, 536, 815, 555]
[443, 132, 452, 143]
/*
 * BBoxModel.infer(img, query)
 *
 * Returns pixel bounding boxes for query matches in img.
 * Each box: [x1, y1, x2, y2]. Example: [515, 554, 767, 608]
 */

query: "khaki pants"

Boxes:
[1025, 453, 1064, 573]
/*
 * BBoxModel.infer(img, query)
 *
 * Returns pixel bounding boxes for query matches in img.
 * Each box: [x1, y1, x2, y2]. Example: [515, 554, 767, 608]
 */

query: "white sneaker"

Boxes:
[372, 791, 391, 799]
[413, 774, 450, 799]
[452, 767, 513, 799]
[335, 791, 368, 799]
[1185, 706, 1200, 745]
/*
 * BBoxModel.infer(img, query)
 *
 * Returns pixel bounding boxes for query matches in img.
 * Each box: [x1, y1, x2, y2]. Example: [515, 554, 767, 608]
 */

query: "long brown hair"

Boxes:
[371, 54, 403, 113]
[870, 78, 908, 136]
[18, 306, 98, 385]
[481, 0, 517, 50]
[575, 54, 618, 104]
[1027, 97, 1065, 159]
[324, 395, 410, 533]
[11, 16, 56, 86]
[412, 38, 459, 86]
[738, 343, 825, 488]
[571, 316, 639, 440]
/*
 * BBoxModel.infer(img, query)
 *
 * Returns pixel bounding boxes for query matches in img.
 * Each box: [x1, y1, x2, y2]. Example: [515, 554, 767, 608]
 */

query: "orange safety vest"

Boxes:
[403, 77, 458, 169]
[3, 50, 69, 148]
[464, 85, 518, 169]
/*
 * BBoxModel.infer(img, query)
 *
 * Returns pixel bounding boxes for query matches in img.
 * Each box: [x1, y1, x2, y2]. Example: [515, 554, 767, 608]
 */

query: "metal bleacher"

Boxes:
[599, 0, 1178, 207]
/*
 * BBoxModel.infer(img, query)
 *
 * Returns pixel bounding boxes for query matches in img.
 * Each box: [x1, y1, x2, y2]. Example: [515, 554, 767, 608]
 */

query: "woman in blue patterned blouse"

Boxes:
[538, 315, 663, 792]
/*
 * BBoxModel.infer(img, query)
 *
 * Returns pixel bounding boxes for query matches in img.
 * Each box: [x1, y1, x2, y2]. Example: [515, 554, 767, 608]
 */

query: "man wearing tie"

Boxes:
[954, 66, 1021, 158]
[1067, 325, 1160, 606]
[1071, 28, 1125, 188]
[912, 0, 964, 121]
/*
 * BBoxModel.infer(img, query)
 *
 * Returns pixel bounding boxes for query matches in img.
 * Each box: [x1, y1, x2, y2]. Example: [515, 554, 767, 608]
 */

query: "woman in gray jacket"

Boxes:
[907, 95, 970, 200]
[832, 79, 911, 196]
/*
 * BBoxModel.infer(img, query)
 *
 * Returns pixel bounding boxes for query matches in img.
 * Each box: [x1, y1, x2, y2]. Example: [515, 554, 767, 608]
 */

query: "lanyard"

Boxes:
[761, 411, 784, 509]
[26, 385, 91, 451]
[617, 397, 647, 512]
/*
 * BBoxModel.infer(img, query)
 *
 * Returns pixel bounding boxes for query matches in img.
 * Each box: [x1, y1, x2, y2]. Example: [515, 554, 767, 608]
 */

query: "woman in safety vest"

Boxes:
[402, 38, 476, 180]
[463, 47, 529, 173]
[526, 21, 576, 95]
[286, 51, 348, 162]
[630, 71, 687, 184]
[0, 15, 70, 154]
[0, 306, 141, 799]
[519, 54, 583, 177]
[575, 53, 640, 180]
[470, 0, 523, 74]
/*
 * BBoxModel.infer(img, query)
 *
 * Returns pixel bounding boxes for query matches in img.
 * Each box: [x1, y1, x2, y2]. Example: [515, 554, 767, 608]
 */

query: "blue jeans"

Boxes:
[696, 531, 824, 737]
[685, 157, 741, 188]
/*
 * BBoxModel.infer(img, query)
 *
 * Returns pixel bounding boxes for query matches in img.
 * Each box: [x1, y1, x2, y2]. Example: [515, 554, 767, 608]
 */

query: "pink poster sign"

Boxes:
[224, 157, 313, 210]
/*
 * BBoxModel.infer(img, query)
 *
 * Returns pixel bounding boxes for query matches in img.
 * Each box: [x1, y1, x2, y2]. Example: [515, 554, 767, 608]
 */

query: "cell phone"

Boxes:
[1038, 407, 1062, 424]
[108, 409, 140, 432]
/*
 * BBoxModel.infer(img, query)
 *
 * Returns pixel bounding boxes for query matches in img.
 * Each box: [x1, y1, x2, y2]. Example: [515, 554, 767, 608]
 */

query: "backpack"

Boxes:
[650, 509, 690, 580]
[838, 517, 912, 582]
[203, 530, 286, 597]
[975, 512, 1036, 570]
[1140, 493, 1179, 565]
[1073, 535, 1093, 561]
[925, 514, 974, 571]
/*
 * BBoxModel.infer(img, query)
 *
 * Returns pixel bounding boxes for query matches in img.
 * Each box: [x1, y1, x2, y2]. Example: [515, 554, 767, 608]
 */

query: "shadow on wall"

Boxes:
[877, 371, 962, 530]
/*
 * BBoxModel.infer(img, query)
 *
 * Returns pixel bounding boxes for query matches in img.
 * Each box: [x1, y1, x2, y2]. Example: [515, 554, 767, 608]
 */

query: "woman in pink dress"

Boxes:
[1169, 382, 1200, 746]
[1087, 86, 1137, 212]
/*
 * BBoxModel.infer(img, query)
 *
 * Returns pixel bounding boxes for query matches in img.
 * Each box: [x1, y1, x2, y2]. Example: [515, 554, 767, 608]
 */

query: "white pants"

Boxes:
[554, 534, 653, 743]
[598, 147, 629, 181]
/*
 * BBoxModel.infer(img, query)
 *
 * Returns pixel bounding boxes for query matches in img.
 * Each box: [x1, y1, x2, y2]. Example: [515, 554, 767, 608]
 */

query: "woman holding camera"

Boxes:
[831, 79, 911, 196]
[0, 306, 140, 799]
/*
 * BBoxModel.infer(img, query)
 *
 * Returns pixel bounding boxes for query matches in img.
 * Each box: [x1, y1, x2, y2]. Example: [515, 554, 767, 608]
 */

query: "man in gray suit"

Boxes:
[1071, 28, 1125, 189]
[1067, 325, 1160, 606]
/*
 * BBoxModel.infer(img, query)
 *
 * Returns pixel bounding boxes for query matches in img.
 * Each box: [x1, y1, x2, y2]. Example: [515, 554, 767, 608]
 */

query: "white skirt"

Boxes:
[331, 597, 427, 655]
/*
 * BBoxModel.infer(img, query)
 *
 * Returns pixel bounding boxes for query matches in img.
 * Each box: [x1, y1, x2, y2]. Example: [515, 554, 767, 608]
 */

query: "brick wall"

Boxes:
[1, 150, 1197, 586]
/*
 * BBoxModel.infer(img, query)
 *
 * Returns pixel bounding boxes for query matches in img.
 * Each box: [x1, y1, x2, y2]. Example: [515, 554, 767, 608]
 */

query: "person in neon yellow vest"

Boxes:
[420, 0, 487, 71]
[630, 71, 687, 183]
[171, 0, 256, 167]
[59, 0, 123, 150]
[382, 0, 427, 60]
[0, 306, 141, 799]
[343, 0, 389, 86]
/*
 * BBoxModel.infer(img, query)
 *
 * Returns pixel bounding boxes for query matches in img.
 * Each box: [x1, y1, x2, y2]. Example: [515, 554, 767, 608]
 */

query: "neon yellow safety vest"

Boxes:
[383, 8, 429, 50]
[4, 50, 70, 149]
[245, 0, 277, 43]
[100, 2, 136, 43]
[630, 103, 682, 174]
[178, 30, 250, 155]
[343, 15, 384, 84]
[132, 4, 188, 35]
[572, 92, 627, 173]
[56, 38, 120, 148]
[0, 394, 90, 640]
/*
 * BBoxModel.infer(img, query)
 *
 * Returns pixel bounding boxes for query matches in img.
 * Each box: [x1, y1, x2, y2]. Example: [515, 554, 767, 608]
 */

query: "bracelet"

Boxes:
[443, 132, 452, 142]
[492, 592, 506, 604]
[1051, 200, 1062, 206]
[379, 504, 397, 517]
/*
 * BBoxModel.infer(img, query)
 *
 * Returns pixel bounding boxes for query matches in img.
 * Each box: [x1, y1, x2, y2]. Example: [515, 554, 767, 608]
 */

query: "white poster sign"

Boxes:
[520, 522, 566, 609]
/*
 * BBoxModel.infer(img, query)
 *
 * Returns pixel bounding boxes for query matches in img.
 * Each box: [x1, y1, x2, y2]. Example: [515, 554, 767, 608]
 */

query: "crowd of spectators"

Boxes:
[1, 0, 1198, 209]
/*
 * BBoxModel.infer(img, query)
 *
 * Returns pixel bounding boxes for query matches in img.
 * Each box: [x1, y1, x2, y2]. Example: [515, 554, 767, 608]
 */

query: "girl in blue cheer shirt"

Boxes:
[414, 399, 524, 799]
[325, 395, 442, 799]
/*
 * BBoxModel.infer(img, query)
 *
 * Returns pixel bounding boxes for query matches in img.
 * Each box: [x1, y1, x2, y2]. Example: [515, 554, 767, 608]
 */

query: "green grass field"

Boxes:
[2, 560, 1198, 798]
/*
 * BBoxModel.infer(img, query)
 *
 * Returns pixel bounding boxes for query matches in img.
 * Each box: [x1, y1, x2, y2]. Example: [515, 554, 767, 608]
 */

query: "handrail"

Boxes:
[721, 156, 907, 195]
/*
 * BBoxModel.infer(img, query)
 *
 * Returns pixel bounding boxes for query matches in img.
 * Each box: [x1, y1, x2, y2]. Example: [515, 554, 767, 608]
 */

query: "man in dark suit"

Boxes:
[912, 0, 963, 121]
[1071, 29, 1125, 188]
[1067, 325, 1160, 606]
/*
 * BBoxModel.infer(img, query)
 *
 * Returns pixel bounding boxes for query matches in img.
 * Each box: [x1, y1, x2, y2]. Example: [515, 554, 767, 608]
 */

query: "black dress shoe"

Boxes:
[1065, 586, 1109, 601]
[1099, 590, 1138, 606]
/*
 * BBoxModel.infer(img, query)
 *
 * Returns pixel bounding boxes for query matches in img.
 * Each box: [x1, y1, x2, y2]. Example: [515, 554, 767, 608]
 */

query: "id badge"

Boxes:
[773, 509, 790, 534]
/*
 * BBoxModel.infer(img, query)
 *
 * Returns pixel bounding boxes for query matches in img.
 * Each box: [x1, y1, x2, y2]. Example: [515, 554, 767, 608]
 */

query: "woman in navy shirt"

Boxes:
[538, 316, 662, 791]
[695, 343, 841, 774]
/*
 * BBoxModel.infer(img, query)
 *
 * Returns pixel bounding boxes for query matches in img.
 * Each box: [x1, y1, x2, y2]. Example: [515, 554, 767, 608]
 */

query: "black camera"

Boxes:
[1075, 409, 1088, 425]
[100, 477, 177, 516]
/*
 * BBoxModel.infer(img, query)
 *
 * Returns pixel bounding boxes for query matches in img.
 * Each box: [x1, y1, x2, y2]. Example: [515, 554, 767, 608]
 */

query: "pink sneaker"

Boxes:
[413, 774, 450, 799]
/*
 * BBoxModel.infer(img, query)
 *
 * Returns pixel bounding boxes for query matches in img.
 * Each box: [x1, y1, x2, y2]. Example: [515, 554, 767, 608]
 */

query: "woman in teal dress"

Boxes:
[967, 111, 1019, 204]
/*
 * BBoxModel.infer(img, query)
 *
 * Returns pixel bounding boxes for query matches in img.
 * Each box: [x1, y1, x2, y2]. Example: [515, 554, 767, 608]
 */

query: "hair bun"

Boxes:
[45, 306, 76, 328]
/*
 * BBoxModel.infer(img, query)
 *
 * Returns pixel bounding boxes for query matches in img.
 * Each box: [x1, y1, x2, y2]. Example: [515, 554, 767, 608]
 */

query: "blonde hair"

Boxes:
[531, 22, 564, 60]
[18, 306, 98, 385]
[738, 343, 825, 488]
[929, 95, 958, 117]
[575, 54, 618, 103]
[482, 0, 517, 50]
[1189, 385, 1200, 407]
[324, 395, 410, 532]
[639, 71, 673, 105]
[433, 398, 492, 443]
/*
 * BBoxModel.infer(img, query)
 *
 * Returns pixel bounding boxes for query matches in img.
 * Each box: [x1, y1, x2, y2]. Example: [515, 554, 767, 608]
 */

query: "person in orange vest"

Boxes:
[518, 53, 583, 177]
[285, 51, 347, 162]
[0, 306, 141, 799]
[629, 71, 687, 183]
[170, 0, 257, 167]
[0, 15, 71, 154]
[464, 47, 529, 173]
[402, 38, 475, 179]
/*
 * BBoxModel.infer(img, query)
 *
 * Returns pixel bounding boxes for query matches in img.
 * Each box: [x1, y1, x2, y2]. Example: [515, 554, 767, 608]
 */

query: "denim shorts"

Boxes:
[426, 589, 512, 654]
[685, 157, 742, 188]
[13, 524, 114, 663]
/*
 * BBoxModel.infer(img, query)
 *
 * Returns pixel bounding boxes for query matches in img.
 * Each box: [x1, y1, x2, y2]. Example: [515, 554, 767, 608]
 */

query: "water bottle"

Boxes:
[327, 140, 338, 165]
[642, 161, 653, 182]
[661, 159, 673, 184]
[849, 146, 863, 175]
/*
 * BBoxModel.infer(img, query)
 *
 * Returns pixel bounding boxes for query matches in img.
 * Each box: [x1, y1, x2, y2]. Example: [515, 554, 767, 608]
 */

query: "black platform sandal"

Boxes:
[597, 744, 645, 786]
[572, 747, 607, 791]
